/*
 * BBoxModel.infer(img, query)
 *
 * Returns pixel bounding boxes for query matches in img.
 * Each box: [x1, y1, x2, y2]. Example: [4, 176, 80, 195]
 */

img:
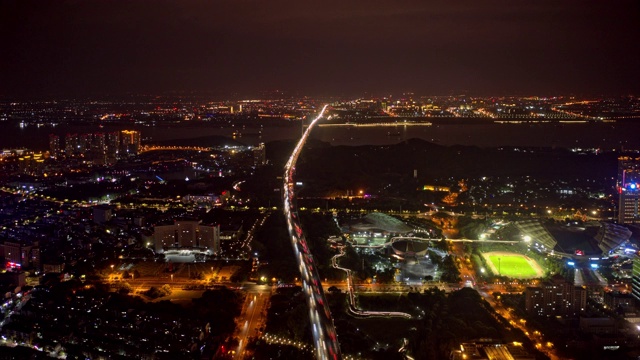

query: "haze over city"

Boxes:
[1, 0, 639, 98]
[1, 1, 640, 360]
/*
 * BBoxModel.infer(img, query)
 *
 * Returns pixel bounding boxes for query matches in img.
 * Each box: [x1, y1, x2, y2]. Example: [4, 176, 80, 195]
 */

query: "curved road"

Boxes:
[283, 105, 341, 360]
[331, 246, 412, 319]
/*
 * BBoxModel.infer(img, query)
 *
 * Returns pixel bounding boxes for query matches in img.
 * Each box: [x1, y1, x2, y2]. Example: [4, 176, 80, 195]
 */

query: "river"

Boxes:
[2, 119, 639, 150]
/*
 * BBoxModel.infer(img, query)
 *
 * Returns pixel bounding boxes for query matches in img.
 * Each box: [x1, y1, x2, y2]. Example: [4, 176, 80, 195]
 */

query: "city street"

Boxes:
[234, 285, 272, 359]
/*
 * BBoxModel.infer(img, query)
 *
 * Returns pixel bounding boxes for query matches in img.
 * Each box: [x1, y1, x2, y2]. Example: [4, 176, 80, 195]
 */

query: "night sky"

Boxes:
[1, 0, 639, 98]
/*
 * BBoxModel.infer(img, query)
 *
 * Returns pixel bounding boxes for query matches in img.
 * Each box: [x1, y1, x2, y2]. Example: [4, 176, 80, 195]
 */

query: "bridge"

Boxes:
[139, 145, 213, 153]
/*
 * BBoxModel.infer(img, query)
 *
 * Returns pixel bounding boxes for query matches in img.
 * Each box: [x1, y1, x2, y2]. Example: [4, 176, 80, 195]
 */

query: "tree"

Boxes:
[119, 282, 133, 295]
[427, 250, 443, 266]
[161, 284, 172, 296]
[440, 255, 461, 283]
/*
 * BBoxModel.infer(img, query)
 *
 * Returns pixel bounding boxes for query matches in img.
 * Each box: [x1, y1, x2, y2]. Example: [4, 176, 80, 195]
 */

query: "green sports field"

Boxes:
[488, 254, 538, 278]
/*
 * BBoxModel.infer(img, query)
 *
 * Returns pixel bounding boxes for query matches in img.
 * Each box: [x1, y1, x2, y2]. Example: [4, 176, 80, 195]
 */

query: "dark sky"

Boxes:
[1, 0, 639, 98]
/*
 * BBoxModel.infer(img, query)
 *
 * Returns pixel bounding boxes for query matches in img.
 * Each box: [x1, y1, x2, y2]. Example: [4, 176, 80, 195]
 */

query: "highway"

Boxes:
[283, 105, 342, 360]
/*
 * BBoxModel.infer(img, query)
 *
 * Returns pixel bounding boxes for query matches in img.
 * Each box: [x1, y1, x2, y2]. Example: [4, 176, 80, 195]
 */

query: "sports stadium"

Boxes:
[477, 219, 634, 279]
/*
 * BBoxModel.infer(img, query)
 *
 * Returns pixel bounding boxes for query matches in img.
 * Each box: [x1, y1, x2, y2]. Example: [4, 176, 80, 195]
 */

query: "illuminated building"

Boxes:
[80, 133, 92, 153]
[603, 291, 633, 309]
[3, 241, 39, 270]
[617, 156, 640, 224]
[18, 152, 46, 175]
[524, 276, 586, 317]
[594, 222, 631, 254]
[4, 241, 22, 265]
[88, 133, 106, 164]
[253, 142, 266, 166]
[197, 224, 220, 252]
[422, 184, 450, 192]
[65, 133, 80, 155]
[49, 134, 60, 157]
[515, 220, 557, 251]
[106, 131, 120, 160]
[153, 220, 220, 254]
[120, 130, 141, 156]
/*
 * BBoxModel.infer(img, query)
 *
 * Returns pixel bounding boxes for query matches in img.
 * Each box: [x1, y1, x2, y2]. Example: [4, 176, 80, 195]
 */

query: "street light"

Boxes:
[523, 235, 531, 242]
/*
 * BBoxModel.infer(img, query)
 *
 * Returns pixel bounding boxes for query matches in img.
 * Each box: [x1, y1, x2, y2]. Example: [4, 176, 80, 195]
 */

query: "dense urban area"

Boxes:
[1, 95, 640, 359]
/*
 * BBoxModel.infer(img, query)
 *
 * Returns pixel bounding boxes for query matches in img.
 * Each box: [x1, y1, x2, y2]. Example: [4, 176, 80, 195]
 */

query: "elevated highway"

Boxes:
[283, 105, 341, 360]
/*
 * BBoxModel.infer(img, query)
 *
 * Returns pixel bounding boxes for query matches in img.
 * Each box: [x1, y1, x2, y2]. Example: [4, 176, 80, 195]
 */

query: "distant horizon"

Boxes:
[1, 92, 638, 102]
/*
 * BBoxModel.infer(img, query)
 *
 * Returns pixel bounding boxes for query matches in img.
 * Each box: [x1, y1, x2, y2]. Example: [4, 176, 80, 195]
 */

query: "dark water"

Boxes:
[312, 122, 640, 149]
[2, 120, 640, 150]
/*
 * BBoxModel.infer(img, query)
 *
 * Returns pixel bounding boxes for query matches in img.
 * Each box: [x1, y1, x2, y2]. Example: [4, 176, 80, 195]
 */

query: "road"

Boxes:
[331, 245, 412, 319]
[234, 285, 272, 359]
[283, 104, 341, 360]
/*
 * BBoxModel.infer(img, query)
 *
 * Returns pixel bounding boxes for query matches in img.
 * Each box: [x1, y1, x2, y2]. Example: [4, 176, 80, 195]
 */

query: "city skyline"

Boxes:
[2, 1, 640, 359]
[1, 0, 639, 99]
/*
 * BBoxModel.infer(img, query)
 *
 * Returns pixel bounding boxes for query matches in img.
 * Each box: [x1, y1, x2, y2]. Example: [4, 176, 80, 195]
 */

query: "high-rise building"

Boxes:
[618, 156, 640, 224]
[65, 133, 80, 155]
[120, 130, 141, 156]
[90, 133, 107, 164]
[106, 131, 120, 160]
[49, 134, 60, 157]
[253, 142, 266, 167]
[80, 133, 92, 154]
[524, 276, 586, 317]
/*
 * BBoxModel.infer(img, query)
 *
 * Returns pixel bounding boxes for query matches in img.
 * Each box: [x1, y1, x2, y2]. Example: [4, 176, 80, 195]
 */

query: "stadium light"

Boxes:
[523, 235, 531, 242]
